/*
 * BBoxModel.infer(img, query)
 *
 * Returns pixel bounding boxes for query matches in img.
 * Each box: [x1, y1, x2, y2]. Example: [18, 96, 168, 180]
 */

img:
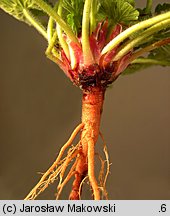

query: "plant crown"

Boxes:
[0, 0, 170, 78]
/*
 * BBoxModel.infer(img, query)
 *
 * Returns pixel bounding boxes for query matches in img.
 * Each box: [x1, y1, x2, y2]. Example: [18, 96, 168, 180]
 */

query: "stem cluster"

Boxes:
[1, 1, 170, 69]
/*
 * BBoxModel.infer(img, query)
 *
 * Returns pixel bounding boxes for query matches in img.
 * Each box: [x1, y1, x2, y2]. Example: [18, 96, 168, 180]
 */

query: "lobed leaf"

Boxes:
[97, 0, 139, 26]
[123, 41, 170, 76]
[0, 0, 32, 24]
[62, 0, 85, 35]
[1, 0, 170, 76]
[155, 3, 170, 15]
[149, 43, 170, 61]
[0, 0, 52, 24]
[122, 61, 150, 75]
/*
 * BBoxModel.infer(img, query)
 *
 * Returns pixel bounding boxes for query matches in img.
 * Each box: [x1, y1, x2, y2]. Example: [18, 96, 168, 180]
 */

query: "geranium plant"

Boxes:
[0, 0, 170, 200]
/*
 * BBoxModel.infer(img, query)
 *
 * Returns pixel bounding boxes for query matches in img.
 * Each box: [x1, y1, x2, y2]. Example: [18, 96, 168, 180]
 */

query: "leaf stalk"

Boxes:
[101, 11, 170, 55]
[90, 0, 97, 34]
[145, 0, 153, 14]
[57, 1, 70, 59]
[132, 58, 170, 66]
[23, 9, 47, 40]
[82, 0, 94, 65]
[113, 18, 170, 61]
[33, 0, 79, 45]
[47, 17, 54, 42]
[128, 38, 170, 63]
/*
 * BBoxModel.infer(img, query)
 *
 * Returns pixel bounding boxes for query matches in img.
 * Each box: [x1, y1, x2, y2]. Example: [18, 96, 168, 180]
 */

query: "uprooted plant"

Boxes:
[1, 0, 170, 200]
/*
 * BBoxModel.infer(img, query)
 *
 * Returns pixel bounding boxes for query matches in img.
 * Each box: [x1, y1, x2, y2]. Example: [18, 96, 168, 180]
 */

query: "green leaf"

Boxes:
[123, 41, 170, 76]
[122, 57, 170, 75]
[122, 61, 150, 75]
[153, 31, 170, 44]
[138, 28, 170, 53]
[29, 0, 53, 17]
[62, 0, 85, 35]
[137, 8, 152, 22]
[0, 0, 52, 24]
[30, 8, 46, 17]
[149, 43, 170, 61]
[98, 0, 139, 25]
[155, 3, 170, 15]
[0, 0, 32, 24]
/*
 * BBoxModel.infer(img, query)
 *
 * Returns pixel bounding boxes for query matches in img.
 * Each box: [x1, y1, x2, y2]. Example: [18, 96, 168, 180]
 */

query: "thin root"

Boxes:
[99, 131, 111, 199]
[88, 138, 100, 200]
[59, 142, 80, 183]
[56, 157, 79, 199]
[59, 147, 79, 186]
[24, 123, 84, 200]
[78, 175, 89, 200]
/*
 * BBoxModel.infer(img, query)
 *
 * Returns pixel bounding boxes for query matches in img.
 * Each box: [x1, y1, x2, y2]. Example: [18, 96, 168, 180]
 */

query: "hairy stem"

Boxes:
[90, 0, 97, 34]
[47, 2, 58, 42]
[113, 19, 170, 61]
[33, 0, 79, 45]
[46, 32, 58, 55]
[57, 0, 70, 59]
[145, 0, 153, 13]
[128, 38, 170, 62]
[23, 9, 47, 39]
[45, 34, 69, 75]
[101, 11, 170, 55]
[132, 58, 170, 66]
[47, 16, 54, 42]
[82, 0, 94, 65]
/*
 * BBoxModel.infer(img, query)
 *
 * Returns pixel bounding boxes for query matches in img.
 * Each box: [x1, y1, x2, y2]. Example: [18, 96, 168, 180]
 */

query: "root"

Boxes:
[24, 87, 110, 200]
[88, 138, 100, 200]
[98, 154, 105, 188]
[24, 123, 110, 200]
[78, 175, 89, 199]
[24, 123, 84, 200]
[69, 152, 87, 200]
[59, 141, 81, 180]
[99, 131, 111, 200]
[56, 157, 79, 199]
